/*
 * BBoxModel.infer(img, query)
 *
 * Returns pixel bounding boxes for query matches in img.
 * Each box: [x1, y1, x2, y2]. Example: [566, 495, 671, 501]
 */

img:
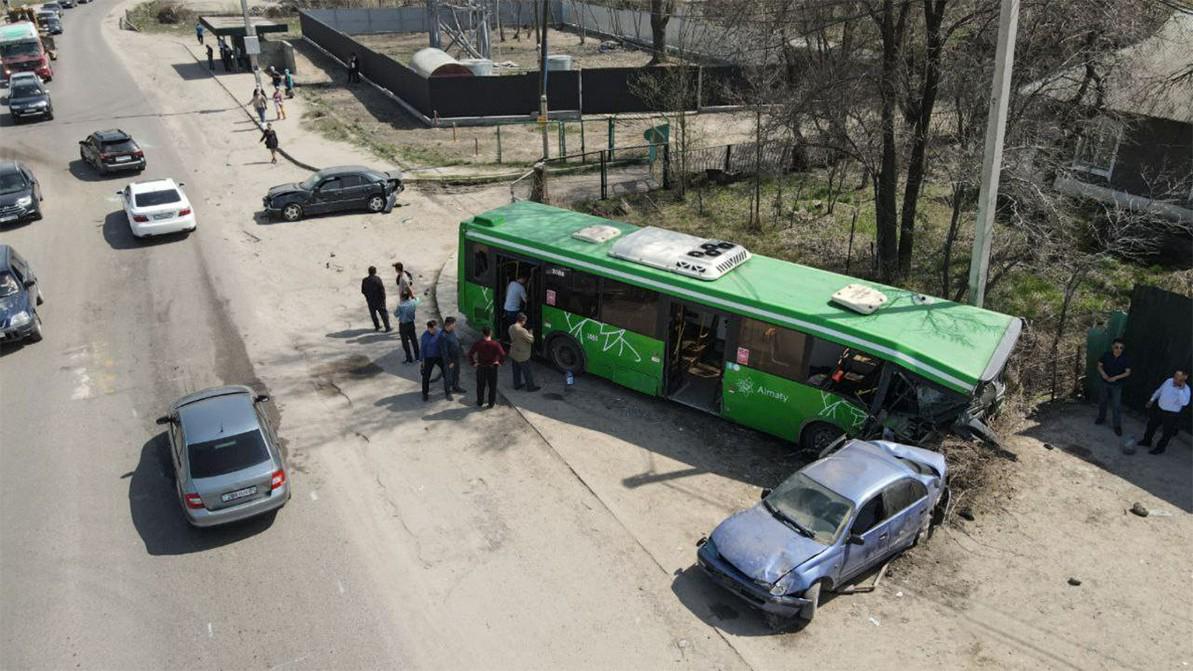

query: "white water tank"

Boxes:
[546, 54, 573, 71]
[459, 58, 494, 76]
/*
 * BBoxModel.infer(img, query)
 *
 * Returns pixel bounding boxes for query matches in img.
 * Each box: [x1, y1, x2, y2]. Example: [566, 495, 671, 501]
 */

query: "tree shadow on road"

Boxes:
[128, 432, 275, 556]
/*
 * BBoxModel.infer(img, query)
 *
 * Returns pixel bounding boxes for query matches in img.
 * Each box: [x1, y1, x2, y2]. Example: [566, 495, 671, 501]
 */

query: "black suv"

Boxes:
[0, 162, 43, 225]
[0, 244, 44, 344]
[263, 165, 403, 222]
[80, 129, 146, 174]
[6, 79, 53, 123]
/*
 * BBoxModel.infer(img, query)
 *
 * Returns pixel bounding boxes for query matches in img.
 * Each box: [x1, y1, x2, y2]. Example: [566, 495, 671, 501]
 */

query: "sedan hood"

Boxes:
[0, 190, 32, 207]
[266, 183, 303, 198]
[710, 504, 828, 585]
[9, 94, 49, 106]
[0, 291, 29, 322]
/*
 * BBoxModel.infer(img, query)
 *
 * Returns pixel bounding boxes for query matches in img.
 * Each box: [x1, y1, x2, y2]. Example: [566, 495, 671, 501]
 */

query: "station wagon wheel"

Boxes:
[281, 203, 303, 221]
[548, 335, 585, 375]
[800, 422, 844, 455]
[366, 195, 386, 212]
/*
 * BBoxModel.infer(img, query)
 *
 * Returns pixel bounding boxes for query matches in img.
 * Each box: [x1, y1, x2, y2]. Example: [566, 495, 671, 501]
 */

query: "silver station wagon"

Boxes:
[156, 386, 290, 527]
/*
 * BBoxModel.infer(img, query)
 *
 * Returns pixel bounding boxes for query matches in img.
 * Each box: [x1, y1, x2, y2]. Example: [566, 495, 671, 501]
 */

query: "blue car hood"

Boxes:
[0, 291, 29, 322]
[710, 504, 828, 585]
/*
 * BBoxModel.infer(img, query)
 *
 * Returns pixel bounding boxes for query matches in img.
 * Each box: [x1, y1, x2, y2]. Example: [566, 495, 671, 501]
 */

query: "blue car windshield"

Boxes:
[187, 430, 270, 478]
[766, 473, 853, 544]
[0, 272, 19, 297]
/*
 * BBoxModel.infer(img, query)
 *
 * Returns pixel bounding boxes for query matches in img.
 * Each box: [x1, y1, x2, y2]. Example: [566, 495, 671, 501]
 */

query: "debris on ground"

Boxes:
[958, 508, 976, 521]
[1130, 502, 1150, 517]
[868, 616, 880, 626]
[1068, 577, 1082, 586]
[1043, 442, 1054, 450]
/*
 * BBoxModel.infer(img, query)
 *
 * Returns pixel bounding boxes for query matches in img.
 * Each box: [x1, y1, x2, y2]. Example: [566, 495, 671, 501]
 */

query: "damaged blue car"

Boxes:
[697, 439, 948, 628]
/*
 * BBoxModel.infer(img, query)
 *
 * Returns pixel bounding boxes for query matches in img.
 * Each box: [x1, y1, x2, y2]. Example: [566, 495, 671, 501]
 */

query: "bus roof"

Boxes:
[0, 22, 40, 43]
[461, 201, 1022, 394]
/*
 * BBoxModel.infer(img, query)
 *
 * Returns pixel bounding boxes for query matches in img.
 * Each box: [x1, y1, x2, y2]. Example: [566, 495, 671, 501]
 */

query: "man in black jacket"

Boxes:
[361, 266, 391, 332]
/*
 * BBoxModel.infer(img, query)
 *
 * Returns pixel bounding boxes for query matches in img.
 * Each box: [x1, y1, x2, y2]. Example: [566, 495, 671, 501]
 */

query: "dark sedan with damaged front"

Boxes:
[262, 165, 403, 222]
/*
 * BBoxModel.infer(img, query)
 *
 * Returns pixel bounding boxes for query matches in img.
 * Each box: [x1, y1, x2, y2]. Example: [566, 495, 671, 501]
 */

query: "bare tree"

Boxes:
[648, 0, 676, 64]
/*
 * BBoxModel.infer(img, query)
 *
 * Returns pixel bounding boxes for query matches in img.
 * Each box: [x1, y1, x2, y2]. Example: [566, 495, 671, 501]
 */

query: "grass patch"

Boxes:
[125, 0, 196, 35]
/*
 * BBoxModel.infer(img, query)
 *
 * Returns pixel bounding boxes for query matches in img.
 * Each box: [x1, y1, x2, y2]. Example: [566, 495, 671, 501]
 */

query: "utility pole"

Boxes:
[538, 0, 550, 161]
[967, 0, 1019, 307]
[238, 0, 264, 95]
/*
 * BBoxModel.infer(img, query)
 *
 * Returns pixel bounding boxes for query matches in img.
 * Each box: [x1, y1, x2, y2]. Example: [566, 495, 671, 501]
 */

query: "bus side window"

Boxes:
[736, 318, 808, 380]
[600, 278, 658, 336]
[466, 243, 493, 284]
[806, 337, 847, 385]
[543, 264, 599, 318]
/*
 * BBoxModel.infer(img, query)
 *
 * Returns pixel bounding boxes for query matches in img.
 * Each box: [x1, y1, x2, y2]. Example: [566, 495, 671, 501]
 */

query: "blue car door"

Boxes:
[839, 495, 895, 581]
[883, 478, 930, 552]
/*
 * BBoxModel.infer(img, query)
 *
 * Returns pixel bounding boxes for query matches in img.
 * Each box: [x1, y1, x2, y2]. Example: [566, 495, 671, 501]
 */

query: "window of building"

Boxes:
[600, 278, 658, 335]
[736, 317, 808, 380]
[543, 264, 599, 318]
[1073, 117, 1122, 178]
[466, 243, 493, 284]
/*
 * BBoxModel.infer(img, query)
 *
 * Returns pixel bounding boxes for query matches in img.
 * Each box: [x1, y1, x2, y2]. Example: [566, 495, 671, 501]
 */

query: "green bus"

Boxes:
[457, 201, 1022, 451]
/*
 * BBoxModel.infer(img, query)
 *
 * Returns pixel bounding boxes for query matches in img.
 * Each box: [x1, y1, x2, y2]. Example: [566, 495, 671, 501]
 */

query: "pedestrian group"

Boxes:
[1094, 337, 1189, 455]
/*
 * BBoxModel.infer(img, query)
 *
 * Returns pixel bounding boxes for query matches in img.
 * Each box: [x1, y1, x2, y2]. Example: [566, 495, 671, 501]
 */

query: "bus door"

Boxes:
[663, 300, 733, 413]
[495, 254, 541, 348]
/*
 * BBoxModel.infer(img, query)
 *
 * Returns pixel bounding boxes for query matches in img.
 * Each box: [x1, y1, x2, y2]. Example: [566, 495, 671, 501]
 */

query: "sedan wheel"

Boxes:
[367, 195, 386, 213]
[282, 203, 303, 221]
[28, 315, 43, 343]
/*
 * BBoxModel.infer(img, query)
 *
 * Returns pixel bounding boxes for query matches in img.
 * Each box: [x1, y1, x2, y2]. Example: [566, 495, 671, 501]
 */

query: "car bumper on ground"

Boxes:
[383, 191, 397, 213]
[130, 213, 196, 238]
[185, 483, 289, 527]
[696, 540, 812, 619]
[102, 158, 146, 172]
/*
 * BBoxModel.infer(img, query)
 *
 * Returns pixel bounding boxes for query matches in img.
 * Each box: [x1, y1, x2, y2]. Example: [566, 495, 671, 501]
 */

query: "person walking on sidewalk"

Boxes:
[205, 44, 214, 70]
[395, 290, 421, 363]
[260, 123, 279, 164]
[361, 266, 391, 332]
[1137, 369, 1190, 455]
[272, 88, 287, 120]
[419, 320, 451, 402]
[284, 68, 294, 98]
[251, 88, 268, 125]
[469, 326, 505, 408]
[347, 52, 361, 85]
[441, 317, 466, 395]
[392, 262, 413, 297]
[268, 65, 282, 90]
[508, 312, 540, 392]
[195, 21, 204, 45]
[219, 41, 231, 72]
[1095, 338, 1132, 436]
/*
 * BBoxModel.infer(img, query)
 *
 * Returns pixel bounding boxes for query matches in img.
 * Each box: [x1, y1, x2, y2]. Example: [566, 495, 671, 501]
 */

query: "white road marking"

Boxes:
[336, 579, 345, 595]
[267, 654, 310, 670]
[70, 368, 93, 400]
[309, 490, 318, 501]
[207, 622, 213, 638]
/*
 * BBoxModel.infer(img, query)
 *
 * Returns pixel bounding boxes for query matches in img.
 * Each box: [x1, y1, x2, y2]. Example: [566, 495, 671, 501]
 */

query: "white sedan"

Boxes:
[118, 179, 196, 239]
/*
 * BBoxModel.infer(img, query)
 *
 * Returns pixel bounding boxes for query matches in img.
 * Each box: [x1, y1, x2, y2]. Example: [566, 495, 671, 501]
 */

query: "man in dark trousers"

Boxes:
[468, 326, 506, 408]
[440, 317, 466, 395]
[1095, 337, 1132, 436]
[205, 43, 214, 70]
[360, 266, 390, 332]
[1137, 369, 1190, 455]
[347, 53, 360, 84]
[418, 320, 450, 402]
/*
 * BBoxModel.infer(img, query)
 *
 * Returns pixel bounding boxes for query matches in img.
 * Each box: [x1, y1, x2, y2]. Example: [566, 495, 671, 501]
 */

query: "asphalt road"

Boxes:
[0, 4, 401, 667]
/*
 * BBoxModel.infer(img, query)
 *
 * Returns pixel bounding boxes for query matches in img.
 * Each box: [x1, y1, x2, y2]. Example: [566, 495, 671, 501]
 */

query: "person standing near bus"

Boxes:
[441, 317, 466, 395]
[508, 312, 540, 392]
[419, 320, 450, 402]
[393, 262, 413, 297]
[360, 265, 390, 332]
[504, 273, 529, 329]
[1137, 369, 1190, 455]
[469, 326, 506, 408]
[396, 290, 421, 363]
[1095, 337, 1132, 436]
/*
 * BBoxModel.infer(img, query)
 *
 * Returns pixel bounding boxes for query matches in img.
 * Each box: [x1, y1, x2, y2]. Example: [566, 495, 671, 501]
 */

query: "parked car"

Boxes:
[0, 244, 44, 344]
[5, 77, 52, 122]
[262, 165, 403, 222]
[39, 15, 63, 35]
[155, 386, 290, 527]
[0, 161, 43, 224]
[6, 72, 44, 88]
[59, 0, 75, 7]
[697, 439, 949, 628]
[80, 129, 146, 174]
[118, 178, 195, 239]
[40, 2, 63, 17]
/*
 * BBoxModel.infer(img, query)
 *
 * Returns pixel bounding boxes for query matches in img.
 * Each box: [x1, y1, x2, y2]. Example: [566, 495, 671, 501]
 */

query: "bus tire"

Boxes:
[800, 422, 844, 455]
[547, 335, 585, 374]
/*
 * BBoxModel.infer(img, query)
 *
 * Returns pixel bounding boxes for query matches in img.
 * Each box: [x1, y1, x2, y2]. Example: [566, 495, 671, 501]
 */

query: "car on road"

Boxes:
[262, 165, 404, 222]
[696, 439, 948, 628]
[0, 161, 43, 224]
[118, 178, 196, 239]
[59, 0, 75, 7]
[5, 77, 52, 122]
[0, 244, 45, 344]
[38, 14, 63, 35]
[40, 2, 63, 17]
[7, 72, 43, 88]
[155, 386, 290, 527]
[80, 129, 146, 174]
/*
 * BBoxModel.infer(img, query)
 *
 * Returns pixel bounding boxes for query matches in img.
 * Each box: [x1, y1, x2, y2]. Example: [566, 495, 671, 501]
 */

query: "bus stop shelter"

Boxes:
[199, 16, 292, 71]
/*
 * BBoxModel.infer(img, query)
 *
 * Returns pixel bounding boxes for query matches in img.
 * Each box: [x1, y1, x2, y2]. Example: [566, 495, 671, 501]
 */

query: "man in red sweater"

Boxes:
[468, 326, 506, 408]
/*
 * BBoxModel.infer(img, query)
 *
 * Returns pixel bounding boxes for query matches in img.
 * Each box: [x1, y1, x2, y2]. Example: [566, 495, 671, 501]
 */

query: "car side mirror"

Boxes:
[177, 182, 185, 187]
[155, 416, 172, 425]
[759, 488, 772, 500]
[78, 140, 85, 145]
[847, 533, 865, 546]
[253, 394, 270, 404]
[23, 279, 35, 288]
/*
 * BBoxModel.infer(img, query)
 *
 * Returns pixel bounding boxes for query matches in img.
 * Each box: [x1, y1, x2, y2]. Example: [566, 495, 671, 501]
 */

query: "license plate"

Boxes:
[115, 156, 131, 162]
[221, 486, 257, 502]
[0, 215, 16, 223]
[153, 213, 172, 220]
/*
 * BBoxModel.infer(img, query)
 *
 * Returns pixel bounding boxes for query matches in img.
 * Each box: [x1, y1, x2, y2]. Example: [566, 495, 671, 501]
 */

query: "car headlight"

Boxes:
[32, 101, 47, 108]
[9, 310, 31, 327]
[769, 571, 801, 597]
[15, 196, 32, 207]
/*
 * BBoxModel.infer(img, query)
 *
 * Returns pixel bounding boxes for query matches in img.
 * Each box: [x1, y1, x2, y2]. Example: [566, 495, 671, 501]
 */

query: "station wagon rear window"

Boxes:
[101, 139, 136, 153]
[134, 189, 181, 207]
[187, 430, 270, 478]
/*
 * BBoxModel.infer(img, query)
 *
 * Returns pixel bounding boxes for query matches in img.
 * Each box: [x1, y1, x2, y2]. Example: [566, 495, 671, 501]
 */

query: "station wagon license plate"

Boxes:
[221, 486, 256, 503]
[153, 213, 172, 220]
[115, 156, 131, 162]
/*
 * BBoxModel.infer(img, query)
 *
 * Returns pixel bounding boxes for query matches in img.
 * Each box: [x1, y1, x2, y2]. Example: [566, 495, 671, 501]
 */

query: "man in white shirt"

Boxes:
[1138, 369, 1190, 455]
[503, 273, 529, 330]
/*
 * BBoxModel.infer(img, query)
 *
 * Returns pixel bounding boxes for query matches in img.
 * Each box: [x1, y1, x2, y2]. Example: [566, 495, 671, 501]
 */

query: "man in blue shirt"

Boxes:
[396, 290, 421, 363]
[503, 273, 529, 331]
[1137, 369, 1190, 455]
[440, 316, 466, 395]
[419, 320, 451, 402]
[1095, 338, 1132, 436]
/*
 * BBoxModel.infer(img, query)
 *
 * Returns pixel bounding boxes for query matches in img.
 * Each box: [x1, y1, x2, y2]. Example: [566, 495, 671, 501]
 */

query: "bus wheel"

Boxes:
[548, 335, 585, 374]
[800, 422, 844, 455]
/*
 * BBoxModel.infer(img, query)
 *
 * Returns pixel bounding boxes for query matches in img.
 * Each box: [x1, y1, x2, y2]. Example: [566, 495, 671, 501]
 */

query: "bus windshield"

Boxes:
[0, 41, 43, 59]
